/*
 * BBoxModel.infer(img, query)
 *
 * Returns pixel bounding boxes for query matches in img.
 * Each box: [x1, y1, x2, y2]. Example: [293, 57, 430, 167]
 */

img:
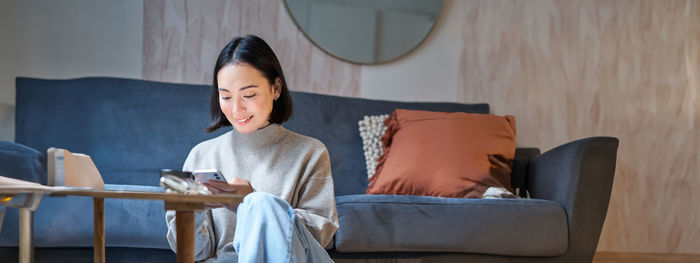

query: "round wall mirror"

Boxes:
[284, 0, 443, 64]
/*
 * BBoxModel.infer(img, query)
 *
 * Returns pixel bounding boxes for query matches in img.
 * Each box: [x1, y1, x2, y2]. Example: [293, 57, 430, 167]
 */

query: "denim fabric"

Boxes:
[234, 192, 333, 263]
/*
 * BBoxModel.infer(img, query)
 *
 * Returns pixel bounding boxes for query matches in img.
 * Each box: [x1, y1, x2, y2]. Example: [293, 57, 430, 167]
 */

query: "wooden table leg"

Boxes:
[19, 208, 33, 263]
[93, 198, 105, 263]
[165, 201, 204, 263]
[175, 211, 195, 263]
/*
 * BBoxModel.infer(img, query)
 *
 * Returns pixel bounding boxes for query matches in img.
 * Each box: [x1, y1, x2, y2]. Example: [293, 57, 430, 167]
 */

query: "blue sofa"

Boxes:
[0, 77, 618, 262]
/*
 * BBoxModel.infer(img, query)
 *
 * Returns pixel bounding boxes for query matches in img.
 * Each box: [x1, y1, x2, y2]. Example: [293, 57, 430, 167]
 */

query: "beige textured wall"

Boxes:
[455, 0, 699, 254]
[142, 0, 360, 97]
[142, 0, 700, 254]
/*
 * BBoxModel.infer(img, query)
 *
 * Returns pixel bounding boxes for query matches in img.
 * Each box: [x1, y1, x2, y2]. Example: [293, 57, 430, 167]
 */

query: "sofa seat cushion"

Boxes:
[334, 194, 568, 256]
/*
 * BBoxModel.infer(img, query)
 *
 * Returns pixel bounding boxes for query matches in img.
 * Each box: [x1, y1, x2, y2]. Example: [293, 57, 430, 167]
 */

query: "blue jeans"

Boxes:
[233, 192, 333, 263]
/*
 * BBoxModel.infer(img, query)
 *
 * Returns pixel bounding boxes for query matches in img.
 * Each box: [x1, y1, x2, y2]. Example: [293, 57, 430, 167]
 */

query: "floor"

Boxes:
[330, 252, 700, 263]
[593, 252, 700, 263]
[2, 248, 699, 262]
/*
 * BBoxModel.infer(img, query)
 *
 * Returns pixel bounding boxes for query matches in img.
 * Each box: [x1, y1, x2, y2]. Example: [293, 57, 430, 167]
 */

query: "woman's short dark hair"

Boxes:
[206, 35, 293, 133]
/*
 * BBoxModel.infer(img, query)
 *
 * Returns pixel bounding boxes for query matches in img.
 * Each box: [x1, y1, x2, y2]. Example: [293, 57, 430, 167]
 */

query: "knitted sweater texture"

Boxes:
[165, 124, 338, 262]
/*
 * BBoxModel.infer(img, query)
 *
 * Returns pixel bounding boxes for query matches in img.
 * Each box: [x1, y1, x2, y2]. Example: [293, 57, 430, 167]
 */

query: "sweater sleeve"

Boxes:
[164, 146, 217, 261]
[293, 147, 339, 249]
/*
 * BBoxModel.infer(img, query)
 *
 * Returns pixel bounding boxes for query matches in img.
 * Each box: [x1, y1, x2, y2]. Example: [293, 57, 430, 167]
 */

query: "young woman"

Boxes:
[165, 35, 338, 263]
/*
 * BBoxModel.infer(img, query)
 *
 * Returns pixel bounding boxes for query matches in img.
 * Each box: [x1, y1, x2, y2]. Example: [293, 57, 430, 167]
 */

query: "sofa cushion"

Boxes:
[334, 194, 568, 256]
[0, 141, 46, 184]
[367, 109, 517, 198]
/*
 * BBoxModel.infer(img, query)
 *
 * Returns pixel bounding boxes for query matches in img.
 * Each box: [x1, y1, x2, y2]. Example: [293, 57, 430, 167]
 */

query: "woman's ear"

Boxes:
[273, 77, 282, 99]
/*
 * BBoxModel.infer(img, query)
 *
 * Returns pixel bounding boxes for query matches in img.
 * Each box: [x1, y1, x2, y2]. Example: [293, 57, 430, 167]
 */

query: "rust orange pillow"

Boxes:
[366, 109, 516, 198]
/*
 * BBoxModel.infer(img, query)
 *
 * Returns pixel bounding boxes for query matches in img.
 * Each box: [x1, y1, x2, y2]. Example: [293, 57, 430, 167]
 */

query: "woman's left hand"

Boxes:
[202, 177, 254, 211]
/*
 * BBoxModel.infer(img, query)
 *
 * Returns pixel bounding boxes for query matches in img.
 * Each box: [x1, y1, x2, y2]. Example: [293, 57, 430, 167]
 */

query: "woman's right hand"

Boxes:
[201, 177, 254, 211]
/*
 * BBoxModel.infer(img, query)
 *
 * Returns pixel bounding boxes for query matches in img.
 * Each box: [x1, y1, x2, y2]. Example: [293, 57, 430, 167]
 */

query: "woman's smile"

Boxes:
[235, 115, 253, 125]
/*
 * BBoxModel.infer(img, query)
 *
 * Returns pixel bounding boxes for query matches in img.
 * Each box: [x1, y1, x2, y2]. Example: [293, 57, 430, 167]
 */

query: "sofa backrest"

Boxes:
[283, 92, 489, 196]
[16, 77, 226, 187]
[16, 77, 538, 196]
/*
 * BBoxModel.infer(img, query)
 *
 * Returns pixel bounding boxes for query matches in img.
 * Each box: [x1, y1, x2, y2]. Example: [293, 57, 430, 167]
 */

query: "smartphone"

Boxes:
[193, 169, 227, 184]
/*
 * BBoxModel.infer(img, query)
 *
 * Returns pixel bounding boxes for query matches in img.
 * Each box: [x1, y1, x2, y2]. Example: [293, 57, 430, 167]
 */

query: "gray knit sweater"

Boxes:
[165, 124, 339, 262]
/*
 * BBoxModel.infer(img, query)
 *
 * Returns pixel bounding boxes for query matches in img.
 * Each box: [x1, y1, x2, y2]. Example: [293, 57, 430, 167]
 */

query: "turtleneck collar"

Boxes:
[229, 124, 288, 152]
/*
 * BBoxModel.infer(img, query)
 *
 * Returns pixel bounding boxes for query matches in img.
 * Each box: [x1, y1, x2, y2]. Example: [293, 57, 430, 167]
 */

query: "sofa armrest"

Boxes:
[527, 136, 618, 261]
[0, 141, 46, 184]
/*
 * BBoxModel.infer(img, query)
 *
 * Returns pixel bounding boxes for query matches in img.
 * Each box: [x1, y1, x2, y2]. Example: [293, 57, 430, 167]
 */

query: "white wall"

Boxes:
[359, 0, 460, 103]
[0, 0, 143, 141]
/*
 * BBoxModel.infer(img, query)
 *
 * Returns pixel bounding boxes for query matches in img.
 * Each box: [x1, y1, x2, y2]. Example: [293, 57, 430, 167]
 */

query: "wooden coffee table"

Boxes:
[0, 187, 44, 263]
[1, 184, 242, 263]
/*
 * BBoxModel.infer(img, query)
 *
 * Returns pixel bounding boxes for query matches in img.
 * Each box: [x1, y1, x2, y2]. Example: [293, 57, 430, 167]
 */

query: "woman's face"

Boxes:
[217, 63, 280, 134]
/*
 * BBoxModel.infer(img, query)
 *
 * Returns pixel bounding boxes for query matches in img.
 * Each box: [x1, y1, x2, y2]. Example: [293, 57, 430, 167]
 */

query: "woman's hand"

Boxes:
[201, 177, 254, 211]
